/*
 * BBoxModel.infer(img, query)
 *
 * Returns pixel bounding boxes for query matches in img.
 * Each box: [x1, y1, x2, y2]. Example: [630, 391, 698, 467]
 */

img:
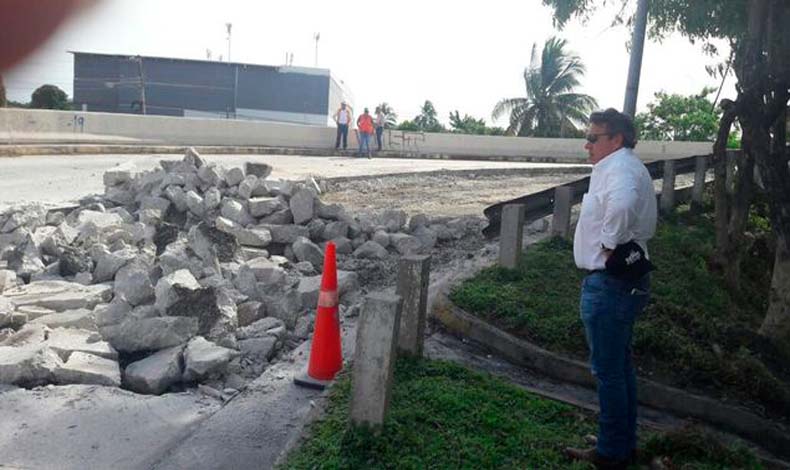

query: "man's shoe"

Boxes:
[563, 447, 629, 469]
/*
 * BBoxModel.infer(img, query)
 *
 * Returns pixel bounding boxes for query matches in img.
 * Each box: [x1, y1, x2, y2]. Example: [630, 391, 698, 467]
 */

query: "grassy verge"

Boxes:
[282, 357, 759, 469]
[450, 204, 790, 420]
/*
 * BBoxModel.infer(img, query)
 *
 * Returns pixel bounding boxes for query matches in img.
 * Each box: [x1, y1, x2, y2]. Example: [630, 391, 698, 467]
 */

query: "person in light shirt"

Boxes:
[333, 102, 353, 150]
[565, 108, 656, 469]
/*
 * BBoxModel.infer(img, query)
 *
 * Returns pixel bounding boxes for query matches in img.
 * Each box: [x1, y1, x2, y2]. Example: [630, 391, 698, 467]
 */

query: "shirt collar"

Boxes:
[592, 147, 631, 173]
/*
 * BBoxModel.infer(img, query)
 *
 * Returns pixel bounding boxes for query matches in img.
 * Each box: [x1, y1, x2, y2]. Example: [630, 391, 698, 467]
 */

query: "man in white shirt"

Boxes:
[565, 108, 656, 469]
[334, 102, 353, 150]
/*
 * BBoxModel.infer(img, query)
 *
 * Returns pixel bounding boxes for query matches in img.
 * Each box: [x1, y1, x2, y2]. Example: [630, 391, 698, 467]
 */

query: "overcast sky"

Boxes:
[4, 0, 735, 126]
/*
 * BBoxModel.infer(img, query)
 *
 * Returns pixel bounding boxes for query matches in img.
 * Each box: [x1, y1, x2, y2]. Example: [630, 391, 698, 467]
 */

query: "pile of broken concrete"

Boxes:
[0, 149, 473, 396]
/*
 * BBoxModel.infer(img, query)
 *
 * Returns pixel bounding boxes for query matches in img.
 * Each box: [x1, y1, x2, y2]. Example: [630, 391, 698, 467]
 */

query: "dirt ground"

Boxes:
[322, 168, 589, 218]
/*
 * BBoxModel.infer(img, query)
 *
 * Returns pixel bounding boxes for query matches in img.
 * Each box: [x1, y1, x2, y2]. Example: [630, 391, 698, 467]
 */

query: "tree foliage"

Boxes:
[376, 102, 398, 128]
[492, 36, 598, 137]
[412, 100, 445, 133]
[635, 87, 721, 141]
[449, 111, 506, 135]
[30, 84, 70, 110]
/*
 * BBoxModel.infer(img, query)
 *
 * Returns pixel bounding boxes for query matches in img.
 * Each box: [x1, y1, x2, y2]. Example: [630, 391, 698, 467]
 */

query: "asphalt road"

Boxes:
[0, 153, 585, 211]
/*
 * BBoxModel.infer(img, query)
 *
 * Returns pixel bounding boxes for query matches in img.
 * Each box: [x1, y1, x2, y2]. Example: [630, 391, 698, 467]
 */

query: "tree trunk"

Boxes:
[760, 236, 790, 339]
[711, 104, 738, 271]
[723, 151, 755, 290]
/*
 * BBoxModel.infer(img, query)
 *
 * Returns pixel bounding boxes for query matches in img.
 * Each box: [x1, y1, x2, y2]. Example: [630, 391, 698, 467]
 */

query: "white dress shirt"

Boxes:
[573, 147, 657, 271]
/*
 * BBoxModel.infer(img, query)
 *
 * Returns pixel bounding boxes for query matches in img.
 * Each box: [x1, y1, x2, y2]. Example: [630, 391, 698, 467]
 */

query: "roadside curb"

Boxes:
[431, 296, 790, 461]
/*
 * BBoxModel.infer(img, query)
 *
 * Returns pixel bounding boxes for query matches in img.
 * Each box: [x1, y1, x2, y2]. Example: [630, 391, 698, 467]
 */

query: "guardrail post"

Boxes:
[691, 155, 708, 212]
[499, 204, 525, 269]
[550, 186, 573, 239]
[396, 255, 431, 357]
[660, 160, 676, 213]
[350, 293, 403, 428]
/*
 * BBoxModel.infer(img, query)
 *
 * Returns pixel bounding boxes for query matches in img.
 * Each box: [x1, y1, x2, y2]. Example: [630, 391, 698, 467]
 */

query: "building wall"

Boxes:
[72, 54, 338, 125]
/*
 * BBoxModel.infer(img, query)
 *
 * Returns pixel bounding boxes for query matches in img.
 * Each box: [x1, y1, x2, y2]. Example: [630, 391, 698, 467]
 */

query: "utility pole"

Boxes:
[622, 0, 649, 117]
[226, 23, 232, 62]
[314, 32, 320, 67]
[135, 55, 147, 115]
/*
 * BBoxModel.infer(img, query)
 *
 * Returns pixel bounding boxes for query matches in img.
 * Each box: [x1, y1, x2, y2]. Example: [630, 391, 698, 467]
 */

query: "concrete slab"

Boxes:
[0, 385, 221, 470]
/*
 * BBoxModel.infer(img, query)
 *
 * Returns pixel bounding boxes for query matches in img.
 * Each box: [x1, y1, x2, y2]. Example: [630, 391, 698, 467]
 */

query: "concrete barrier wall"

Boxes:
[1, 108, 713, 161]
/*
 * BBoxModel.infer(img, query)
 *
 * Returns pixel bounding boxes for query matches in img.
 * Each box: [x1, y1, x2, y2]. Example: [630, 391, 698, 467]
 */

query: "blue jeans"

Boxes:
[580, 271, 650, 460]
[335, 124, 348, 149]
[358, 132, 371, 156]
[375, 126, 384, 150]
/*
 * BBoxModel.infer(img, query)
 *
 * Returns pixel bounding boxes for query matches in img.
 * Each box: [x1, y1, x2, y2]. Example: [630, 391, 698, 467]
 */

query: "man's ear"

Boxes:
[612, 133, 625, 148]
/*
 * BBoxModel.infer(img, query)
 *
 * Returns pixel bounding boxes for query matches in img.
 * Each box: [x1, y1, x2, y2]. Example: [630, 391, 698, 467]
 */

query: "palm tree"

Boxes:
[492, 37, 598, 137]
[376, 102, 398, 128]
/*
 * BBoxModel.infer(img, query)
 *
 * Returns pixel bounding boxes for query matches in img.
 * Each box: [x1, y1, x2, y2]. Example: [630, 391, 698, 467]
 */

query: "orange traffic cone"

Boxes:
[294, 241, 343, 390]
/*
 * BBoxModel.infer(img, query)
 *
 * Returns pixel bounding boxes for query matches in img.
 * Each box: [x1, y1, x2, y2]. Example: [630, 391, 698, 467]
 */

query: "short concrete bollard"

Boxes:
[499, 204, 525, 269]
[550, 186, 573, 239]
[350, 293, 403, 428]
[396, 255, 431, 357]
[691, 155, 708, 211]
[660, 160, 676, 213]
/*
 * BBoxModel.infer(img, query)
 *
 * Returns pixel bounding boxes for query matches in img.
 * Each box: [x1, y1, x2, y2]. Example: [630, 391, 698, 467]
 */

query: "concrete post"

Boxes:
[691, 155, 708, 212]
[550, 186, 574, 239]
[396, 255, 431, 357]
[350, 293, 403, 428]
[499, 204, 525, 269]
[660, 160, 676, 213]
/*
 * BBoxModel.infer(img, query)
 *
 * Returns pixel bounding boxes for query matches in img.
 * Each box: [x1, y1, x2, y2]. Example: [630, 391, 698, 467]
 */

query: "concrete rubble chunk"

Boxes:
[58, 245, 93, 276]
[46, 327, 117, 360]
[182, 336, 238, 381]
[263, 289, 302, 328]
[331, 237, 353, 255]
[237, 300, 266, 327]
[184, 147, 205, 168]
[0, 323, 51, 347]
[237, 175, 257, 200]
[197, 164, 222, 186]
[155, 269, 201, 314]
[204, 187, 222, 210]
[245, 162, 273, 179]
[0, 296, 14, 328]
[372, 230, 390, 248]
[54, 351, 121, 386]
[93, 247, 136, 282]
[0, 345, 63, 386]
[4, 280, 112, 312]
[94, 299, 132, 327]
[235, 227, 272, 248]
[353, 241, 388, 260]
[390, 233, 423, 255]
[185, 191, 206, 217]
[238, 336, 278, 362]
[103, 162, 135, 186]
[379, 209, 407, 232]
[412, 225, 437, 251]
[114, 261, 155, 307]
[220, 199, 254, 226]
[100, 316, 198, 353]
[164, 185, 188, 212]
[245, 257, 286, 285]
[29, 308, 96, 330]
[408, 214, 430, 232]
[124, 345, 184, 395]
[315, 200, 345, 220]
[236, 317, 284, 340]
[289, 188, 315, 225]
[259, 209, 293, 225]
[257, 224, 309, 244]
[262, 180, 294, 197]
[322, 221, 349, 241]
[215, 216, 241, 235]
[0, 269, 18, 294]
[188, 222, 238, 264]
[225, 167, 246, 187]
[292, 237, 324, 271]
[306, 219, 326, 240]
[297, 270, 359, 309]
[248, 197, 286, 218]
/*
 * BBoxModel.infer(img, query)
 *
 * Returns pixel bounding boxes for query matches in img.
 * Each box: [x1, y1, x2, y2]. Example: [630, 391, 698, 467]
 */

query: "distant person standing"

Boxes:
[356, 107, 375, 159]
[334, 102, 353, 150]
[375, 106, 386, 151]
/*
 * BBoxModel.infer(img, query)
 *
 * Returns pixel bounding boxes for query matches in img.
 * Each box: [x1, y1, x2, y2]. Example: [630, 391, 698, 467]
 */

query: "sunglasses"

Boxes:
[585, 133, 611, 144]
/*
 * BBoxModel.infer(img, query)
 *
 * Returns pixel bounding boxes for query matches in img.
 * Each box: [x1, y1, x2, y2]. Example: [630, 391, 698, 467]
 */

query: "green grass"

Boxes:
[450, 204, 790, 420]
[283, 357, 760, 469]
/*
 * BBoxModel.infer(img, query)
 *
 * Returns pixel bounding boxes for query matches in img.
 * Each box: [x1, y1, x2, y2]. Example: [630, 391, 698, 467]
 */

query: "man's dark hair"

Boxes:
[589, 108, 637, 149]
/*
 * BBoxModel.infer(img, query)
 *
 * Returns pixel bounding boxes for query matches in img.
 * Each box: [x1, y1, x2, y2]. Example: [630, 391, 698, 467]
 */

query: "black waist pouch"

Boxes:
[605, 241, 655, 282]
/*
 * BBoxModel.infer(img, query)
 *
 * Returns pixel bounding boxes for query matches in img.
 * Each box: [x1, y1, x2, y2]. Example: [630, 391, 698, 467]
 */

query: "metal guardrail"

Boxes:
[482, 154, 705, 237]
